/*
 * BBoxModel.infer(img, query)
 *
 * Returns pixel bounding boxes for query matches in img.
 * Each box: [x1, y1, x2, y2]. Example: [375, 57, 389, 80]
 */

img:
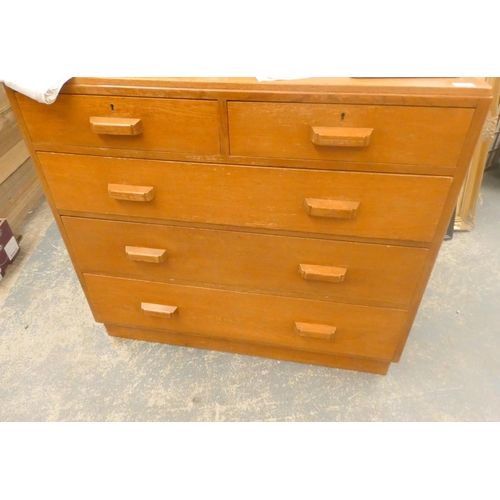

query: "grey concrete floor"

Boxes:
[1, 170, 500, 421]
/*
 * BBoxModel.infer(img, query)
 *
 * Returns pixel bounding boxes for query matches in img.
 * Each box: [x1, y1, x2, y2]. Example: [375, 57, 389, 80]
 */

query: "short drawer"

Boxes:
[17, 94, 220, 155]
[41, 153, 452, 243]
[228, 102, 474, 167]
[84, 274, 408, 361]
[64, 217, 428, 308]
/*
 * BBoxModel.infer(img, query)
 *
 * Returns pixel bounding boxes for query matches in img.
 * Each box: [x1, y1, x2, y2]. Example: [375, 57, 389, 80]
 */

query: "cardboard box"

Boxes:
[0, 219, 20, 280]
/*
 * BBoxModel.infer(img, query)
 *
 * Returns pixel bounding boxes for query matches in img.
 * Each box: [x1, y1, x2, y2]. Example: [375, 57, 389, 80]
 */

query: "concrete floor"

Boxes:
[1, 170, 499, 421]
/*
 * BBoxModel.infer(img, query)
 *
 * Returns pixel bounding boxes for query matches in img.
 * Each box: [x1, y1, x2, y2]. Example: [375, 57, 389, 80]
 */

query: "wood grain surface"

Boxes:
[228, 102, 474, 167]
[6, 78, 492, 374]
[39, 153, 452, 242]
[85, 274, 407, 361]
[106, 324, 391, 374]
[17, 94, 220, 155]
[62, 216, 428, 308]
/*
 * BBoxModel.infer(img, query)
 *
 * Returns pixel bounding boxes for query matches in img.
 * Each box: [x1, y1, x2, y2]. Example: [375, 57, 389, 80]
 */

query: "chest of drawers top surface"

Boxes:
[7, 77, 492, 375]
[56, 76, 492, 94]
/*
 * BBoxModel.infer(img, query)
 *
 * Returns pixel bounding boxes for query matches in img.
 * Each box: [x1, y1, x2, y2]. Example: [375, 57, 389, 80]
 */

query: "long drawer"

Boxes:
[228, 101, 474, 167]
[40, 153, 452, 242]
[84, 274, 408, 361]
[64, 216, 427, 308]
[17, 94, 220, 155]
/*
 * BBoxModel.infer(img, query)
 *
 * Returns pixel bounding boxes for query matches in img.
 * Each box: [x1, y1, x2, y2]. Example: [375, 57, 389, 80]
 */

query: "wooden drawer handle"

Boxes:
[108, 184, 155, 202]
[90, 117, 143, 136]
[126, 246, 167, 263]
[304, 198, 360, 219]
[299, 264, 347, 283]
[141, 302, 178, 318]
[310, 126, 373, 147]
[295, 322, 337, 340]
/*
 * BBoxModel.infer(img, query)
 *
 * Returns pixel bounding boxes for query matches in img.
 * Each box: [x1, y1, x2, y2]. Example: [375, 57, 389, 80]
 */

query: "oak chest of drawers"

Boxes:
[6, 78, 491, 374]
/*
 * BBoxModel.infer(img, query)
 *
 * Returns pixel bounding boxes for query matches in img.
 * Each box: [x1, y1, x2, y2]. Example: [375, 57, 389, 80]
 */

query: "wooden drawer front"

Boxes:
[41, 153, 452, 242]
[17, 94, 220, 155]
[63, 217, 428, 308]
[228, 102, 474, 167]
[84, 274, 408, 361]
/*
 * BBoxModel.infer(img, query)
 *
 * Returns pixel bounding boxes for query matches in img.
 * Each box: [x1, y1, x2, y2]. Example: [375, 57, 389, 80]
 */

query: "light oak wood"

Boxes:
[391, 95, 493, 362]
[304, 199, 360, 219]
[106, 324, 391, 375]
[61, 77, 491, 100]
[228, 102, 474, 167]
[85, 273, 407, 361]
[299, 264, 347, 283]
[90, 116, 143, 136]
[13, 141, 458, 176]
[16, 94, 220, 155]
[294, 322, 337, 340]
[62, 216, 427, 308]
[217, 99, 230, 156]
[310, 126, 373, 147]
[61, 88, 482, 108]
[7, 78, 492, 374]
[39, 153, 452, 243]
[108, 183, 155, 202]
[125, 246, 167, 263]
[141, 302, 177, 318]
[60, 209, 434, 248]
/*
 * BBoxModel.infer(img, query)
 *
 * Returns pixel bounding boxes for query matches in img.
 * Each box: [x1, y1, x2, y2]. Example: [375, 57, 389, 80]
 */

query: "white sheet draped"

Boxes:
[1, 76, 72, 104]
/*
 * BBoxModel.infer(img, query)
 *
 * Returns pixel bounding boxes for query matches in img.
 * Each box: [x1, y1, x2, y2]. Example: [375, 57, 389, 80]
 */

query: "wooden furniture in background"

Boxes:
[0, 85, 43, 232]
[485, 108, 500, 170]
[455, 77, 500, 231]
[5, 78, 491, 374]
